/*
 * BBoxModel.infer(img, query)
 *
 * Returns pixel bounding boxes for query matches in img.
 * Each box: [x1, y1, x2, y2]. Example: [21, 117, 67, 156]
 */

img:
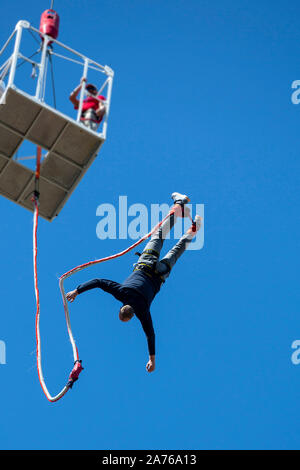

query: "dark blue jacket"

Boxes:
[77, 270, 163, 355]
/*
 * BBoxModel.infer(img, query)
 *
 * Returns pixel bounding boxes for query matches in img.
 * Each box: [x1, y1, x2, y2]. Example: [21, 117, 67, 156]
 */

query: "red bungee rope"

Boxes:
[32, 148, 175, 402]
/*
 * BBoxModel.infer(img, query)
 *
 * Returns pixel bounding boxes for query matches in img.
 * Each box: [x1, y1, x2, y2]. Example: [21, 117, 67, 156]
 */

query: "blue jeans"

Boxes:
[135, 212, 192, 281]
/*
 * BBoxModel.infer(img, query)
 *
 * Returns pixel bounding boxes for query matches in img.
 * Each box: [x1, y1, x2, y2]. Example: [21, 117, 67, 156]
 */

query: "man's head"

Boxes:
[119, 305, 135, 322]
[86, 83, 98, 96]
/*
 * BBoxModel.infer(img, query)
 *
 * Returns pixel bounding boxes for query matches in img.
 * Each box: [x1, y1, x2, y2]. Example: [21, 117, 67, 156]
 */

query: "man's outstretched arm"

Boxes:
[66, 279, 125, 303]
[139, 312, 156, 373]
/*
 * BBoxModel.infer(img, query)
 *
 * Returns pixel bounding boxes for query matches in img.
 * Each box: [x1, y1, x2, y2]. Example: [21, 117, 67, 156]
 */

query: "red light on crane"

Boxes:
[39, 9, 60, 41]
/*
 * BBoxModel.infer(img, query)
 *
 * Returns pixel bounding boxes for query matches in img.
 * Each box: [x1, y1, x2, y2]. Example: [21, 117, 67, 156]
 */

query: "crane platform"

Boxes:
[0, 86, 104, 221]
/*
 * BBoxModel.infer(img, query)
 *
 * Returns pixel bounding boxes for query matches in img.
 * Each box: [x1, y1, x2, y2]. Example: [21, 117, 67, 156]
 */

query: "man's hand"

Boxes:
[66, 289, 78, 303]
[146, 355, 155, 373]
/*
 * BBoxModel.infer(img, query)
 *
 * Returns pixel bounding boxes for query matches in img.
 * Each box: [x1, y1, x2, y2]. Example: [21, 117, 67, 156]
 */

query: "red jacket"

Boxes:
[75, 95, 106, 122]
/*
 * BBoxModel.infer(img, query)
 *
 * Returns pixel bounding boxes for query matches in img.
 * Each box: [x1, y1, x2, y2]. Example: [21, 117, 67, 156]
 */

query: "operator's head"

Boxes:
[86, 83, 97, 96]
[119, 305, 135, 322]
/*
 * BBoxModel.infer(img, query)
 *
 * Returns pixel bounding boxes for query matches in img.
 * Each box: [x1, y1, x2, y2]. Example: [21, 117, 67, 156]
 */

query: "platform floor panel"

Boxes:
[0, 87, 41, 135]
[22, 177, 68, 220]
[0, 86, 104, 221]
[0, 125, 22, 158]
[0, 160, 32, 200]
[40, 153, 82, 191]
[27, 107, 68, 149]
[53, 124, 103, 166]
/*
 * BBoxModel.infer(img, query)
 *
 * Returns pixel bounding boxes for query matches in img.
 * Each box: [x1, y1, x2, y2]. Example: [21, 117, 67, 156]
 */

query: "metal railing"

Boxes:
[0, 20, 114, 139]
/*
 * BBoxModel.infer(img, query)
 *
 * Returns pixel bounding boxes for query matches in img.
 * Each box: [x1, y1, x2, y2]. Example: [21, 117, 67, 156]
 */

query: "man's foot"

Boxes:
[171, 192, 191, 217]
[186, 215, 202, 238]
[171, 192, 190, 205]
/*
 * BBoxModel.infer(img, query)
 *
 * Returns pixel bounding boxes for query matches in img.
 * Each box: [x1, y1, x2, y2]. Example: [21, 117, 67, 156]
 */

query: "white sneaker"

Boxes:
[171, 192, 190, 205]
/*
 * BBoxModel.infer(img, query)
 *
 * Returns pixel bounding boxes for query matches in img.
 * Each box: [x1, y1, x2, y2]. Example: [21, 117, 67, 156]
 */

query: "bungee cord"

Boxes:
[32, 148, 175, 401]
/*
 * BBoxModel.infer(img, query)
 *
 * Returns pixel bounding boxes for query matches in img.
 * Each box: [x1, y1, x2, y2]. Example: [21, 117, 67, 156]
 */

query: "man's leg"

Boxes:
[82, 109, 99, 131]
[156, 215, 202, 280]
[136, 193, 190, 268]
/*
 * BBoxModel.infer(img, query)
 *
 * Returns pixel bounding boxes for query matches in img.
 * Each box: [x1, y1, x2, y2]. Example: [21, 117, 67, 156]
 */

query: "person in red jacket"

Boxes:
[69, 77, 106, 131]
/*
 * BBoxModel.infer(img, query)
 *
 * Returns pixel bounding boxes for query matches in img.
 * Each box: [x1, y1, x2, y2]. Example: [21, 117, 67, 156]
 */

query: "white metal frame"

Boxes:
[0, 20, 114, 221]
[0, 20, 114, 140]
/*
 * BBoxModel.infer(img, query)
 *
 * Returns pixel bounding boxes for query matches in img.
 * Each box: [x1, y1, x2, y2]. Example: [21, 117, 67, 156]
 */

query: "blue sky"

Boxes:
[0, 0, 300, 450]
